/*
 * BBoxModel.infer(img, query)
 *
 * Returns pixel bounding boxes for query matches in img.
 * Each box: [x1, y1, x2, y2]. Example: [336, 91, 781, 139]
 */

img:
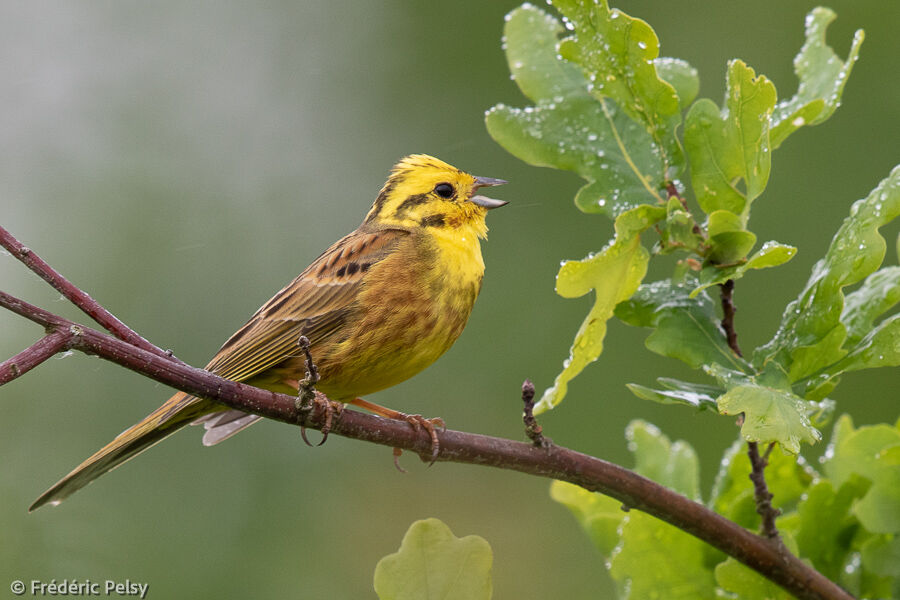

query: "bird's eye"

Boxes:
[434, 183, 454, 199]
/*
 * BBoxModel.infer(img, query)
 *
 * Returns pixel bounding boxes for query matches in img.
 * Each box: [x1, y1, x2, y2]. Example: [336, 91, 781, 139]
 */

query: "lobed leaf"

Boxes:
[553, 0, 686, 171]
[692, 241, 797, 297]
[536, 205, 663, 413]
[684, 60, 776, 220]
[822, 418, 900, 534]
[610, 511, 716, 600]
[755, 166, 900, 382]
[486, 4, 668, 219]
[717, 384, 821, 453]
[715, 534, 800, 600]
[841, 266, 900, 347]
[549, 481, 625, 558]
[770, 8, 864, 149]
[615, 278, 749, 371]
[373, 518, 492, 600]
[625, 420, 701, 500]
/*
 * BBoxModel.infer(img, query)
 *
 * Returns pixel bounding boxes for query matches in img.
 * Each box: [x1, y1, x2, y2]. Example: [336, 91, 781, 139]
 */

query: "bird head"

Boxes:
[364, 154, 507, 238]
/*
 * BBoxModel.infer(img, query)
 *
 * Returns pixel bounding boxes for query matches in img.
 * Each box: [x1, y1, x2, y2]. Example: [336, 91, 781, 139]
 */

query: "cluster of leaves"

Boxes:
[371, 418, 900, 599]
[552, 418, 900, 600]
[484, 0, 900, 460]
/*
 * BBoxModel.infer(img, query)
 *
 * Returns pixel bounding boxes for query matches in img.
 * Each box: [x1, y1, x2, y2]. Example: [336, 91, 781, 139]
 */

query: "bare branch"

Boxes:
[0, 330, 72, 385]
[0, 225, 181, 364]
[0, 224, 855, 600]
[719, 280, 785, 546]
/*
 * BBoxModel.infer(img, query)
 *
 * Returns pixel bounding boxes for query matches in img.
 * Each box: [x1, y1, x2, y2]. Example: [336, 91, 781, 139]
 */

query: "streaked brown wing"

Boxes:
[202, 227, 408, 383]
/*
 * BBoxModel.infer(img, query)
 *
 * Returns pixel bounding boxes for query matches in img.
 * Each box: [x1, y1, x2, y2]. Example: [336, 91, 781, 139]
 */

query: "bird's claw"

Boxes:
[298, 393, 342, 447]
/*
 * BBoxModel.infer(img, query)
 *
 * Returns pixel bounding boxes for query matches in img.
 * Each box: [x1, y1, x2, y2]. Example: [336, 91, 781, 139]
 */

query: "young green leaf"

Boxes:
[615, 278, 749, 371]
[610, 511, 716, 599]
[755, 166, 900, 381]
[717, 384, 821, 453]
[536, 205, 664, 413]
[626, 382, 718, 411]
[653, 57, 699, 107]
[822, 421, 900, 534]
[626, 420, 700, 499]
[486, 4, 668, 219]
[549, 480, 626, 557]
[684, 60, 776, 220]
[770, 8, 864, 149]
[841, 266, 900, 347]
[794, 478, 870, 581]
[553, 0, 686, 171]
[374, 518, 493, 600]
[692, 241, 797, 297]
[715, 534, 800, 600]
[828, 314, 900, 375]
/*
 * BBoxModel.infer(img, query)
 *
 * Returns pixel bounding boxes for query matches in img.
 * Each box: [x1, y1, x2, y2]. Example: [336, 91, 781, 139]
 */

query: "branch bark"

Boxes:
[719, 279, 785, 546]
[1, 228, 853, 600]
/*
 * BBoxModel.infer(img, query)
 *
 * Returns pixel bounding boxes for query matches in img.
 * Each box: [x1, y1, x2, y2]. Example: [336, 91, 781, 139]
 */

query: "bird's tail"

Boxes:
[29, 392, 217, 512]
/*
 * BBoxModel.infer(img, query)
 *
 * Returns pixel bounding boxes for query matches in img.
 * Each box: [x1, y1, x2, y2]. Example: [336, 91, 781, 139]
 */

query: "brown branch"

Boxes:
[1, 221, 853, 600]
[719, 278, 742, 357]
[0, 329, 72, 385]
[0, 225, 181, 364]
[719, 279, 784, 546]
[521, 379, 549, 447]
[0, 288, 853, 600]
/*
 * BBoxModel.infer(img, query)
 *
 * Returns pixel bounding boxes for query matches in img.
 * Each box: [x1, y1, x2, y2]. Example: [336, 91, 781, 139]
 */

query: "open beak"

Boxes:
[469, 176, 509, 209]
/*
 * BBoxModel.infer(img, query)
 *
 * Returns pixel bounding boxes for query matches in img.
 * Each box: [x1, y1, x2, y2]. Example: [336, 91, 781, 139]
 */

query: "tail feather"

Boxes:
[29, 392, 215, 511]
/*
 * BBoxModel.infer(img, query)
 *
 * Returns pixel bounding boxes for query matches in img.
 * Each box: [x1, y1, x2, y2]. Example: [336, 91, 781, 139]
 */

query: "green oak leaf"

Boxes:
[717, 384, 821, 453]
[822, 418, 900, 534]
[684, 59, 776, 220]
[536, 205, 664, 413]
[615, 278, 750, 372]
[550, 481, 625, 558]
[859, 534, 900, 578]
[486, 4, 668, 219]
[658, 196, 704, 254]
[692, 241, 797, 297]
[610, 511, 716, 600]
[625, 420, 700, 499]
[841, 266, 900, 347]
[755, 165, 900, 381]
[770, 8, 864, 149]
[828, 314, 900, 375]
[626, 382, 718, 411]
[653, 57, 699, 107]
[373, 519, 492, 600]
[553, 0, 686, 171]
[794, 477, 870, 581]
[715, 533, 800, 600]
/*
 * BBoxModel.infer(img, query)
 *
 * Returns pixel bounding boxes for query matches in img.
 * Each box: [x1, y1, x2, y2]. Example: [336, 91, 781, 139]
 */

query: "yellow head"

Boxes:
[364, 154, 507, 237]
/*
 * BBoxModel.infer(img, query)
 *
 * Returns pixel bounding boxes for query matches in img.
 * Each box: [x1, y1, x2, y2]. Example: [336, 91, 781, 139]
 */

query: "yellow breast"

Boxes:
[315, 227, 485, 400]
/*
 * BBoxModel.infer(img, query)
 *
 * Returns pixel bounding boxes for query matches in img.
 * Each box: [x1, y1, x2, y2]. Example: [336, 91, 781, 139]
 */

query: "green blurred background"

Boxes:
[1, 1, 897, 597]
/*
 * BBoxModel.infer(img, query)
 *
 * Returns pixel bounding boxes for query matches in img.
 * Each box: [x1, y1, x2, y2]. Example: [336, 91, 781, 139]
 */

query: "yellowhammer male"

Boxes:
[30, 154, 507, 511]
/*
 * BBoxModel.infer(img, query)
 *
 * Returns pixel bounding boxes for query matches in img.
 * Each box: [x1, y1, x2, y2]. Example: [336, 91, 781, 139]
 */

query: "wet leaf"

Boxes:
[684, 60, 776, 219]
[770, 8, 864, 149]
[486, 4, 668, 219]
[615, 278, 749, 371]
[554, 0, 686, 171]
[755, 166, 900, 381]
[716, 384, 821, 453]
[841, 266, 900, 347]
[537, 205, 664, 412]
[692, 241, 797, 297]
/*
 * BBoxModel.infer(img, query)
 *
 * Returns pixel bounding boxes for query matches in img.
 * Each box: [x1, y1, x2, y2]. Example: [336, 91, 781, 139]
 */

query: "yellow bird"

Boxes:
[30, 154, 507, 511]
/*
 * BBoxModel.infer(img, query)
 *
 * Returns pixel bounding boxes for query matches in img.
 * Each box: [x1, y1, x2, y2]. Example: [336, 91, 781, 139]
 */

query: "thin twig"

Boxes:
[718, 280, 784, 544]
[748, 440, 781, 541]
[0, 288, 854, 600]
[0, 330, 72, 385]
[719, 279, 742, 357]
[0, 225, 182, 364]
[521, 379, 549, 448]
